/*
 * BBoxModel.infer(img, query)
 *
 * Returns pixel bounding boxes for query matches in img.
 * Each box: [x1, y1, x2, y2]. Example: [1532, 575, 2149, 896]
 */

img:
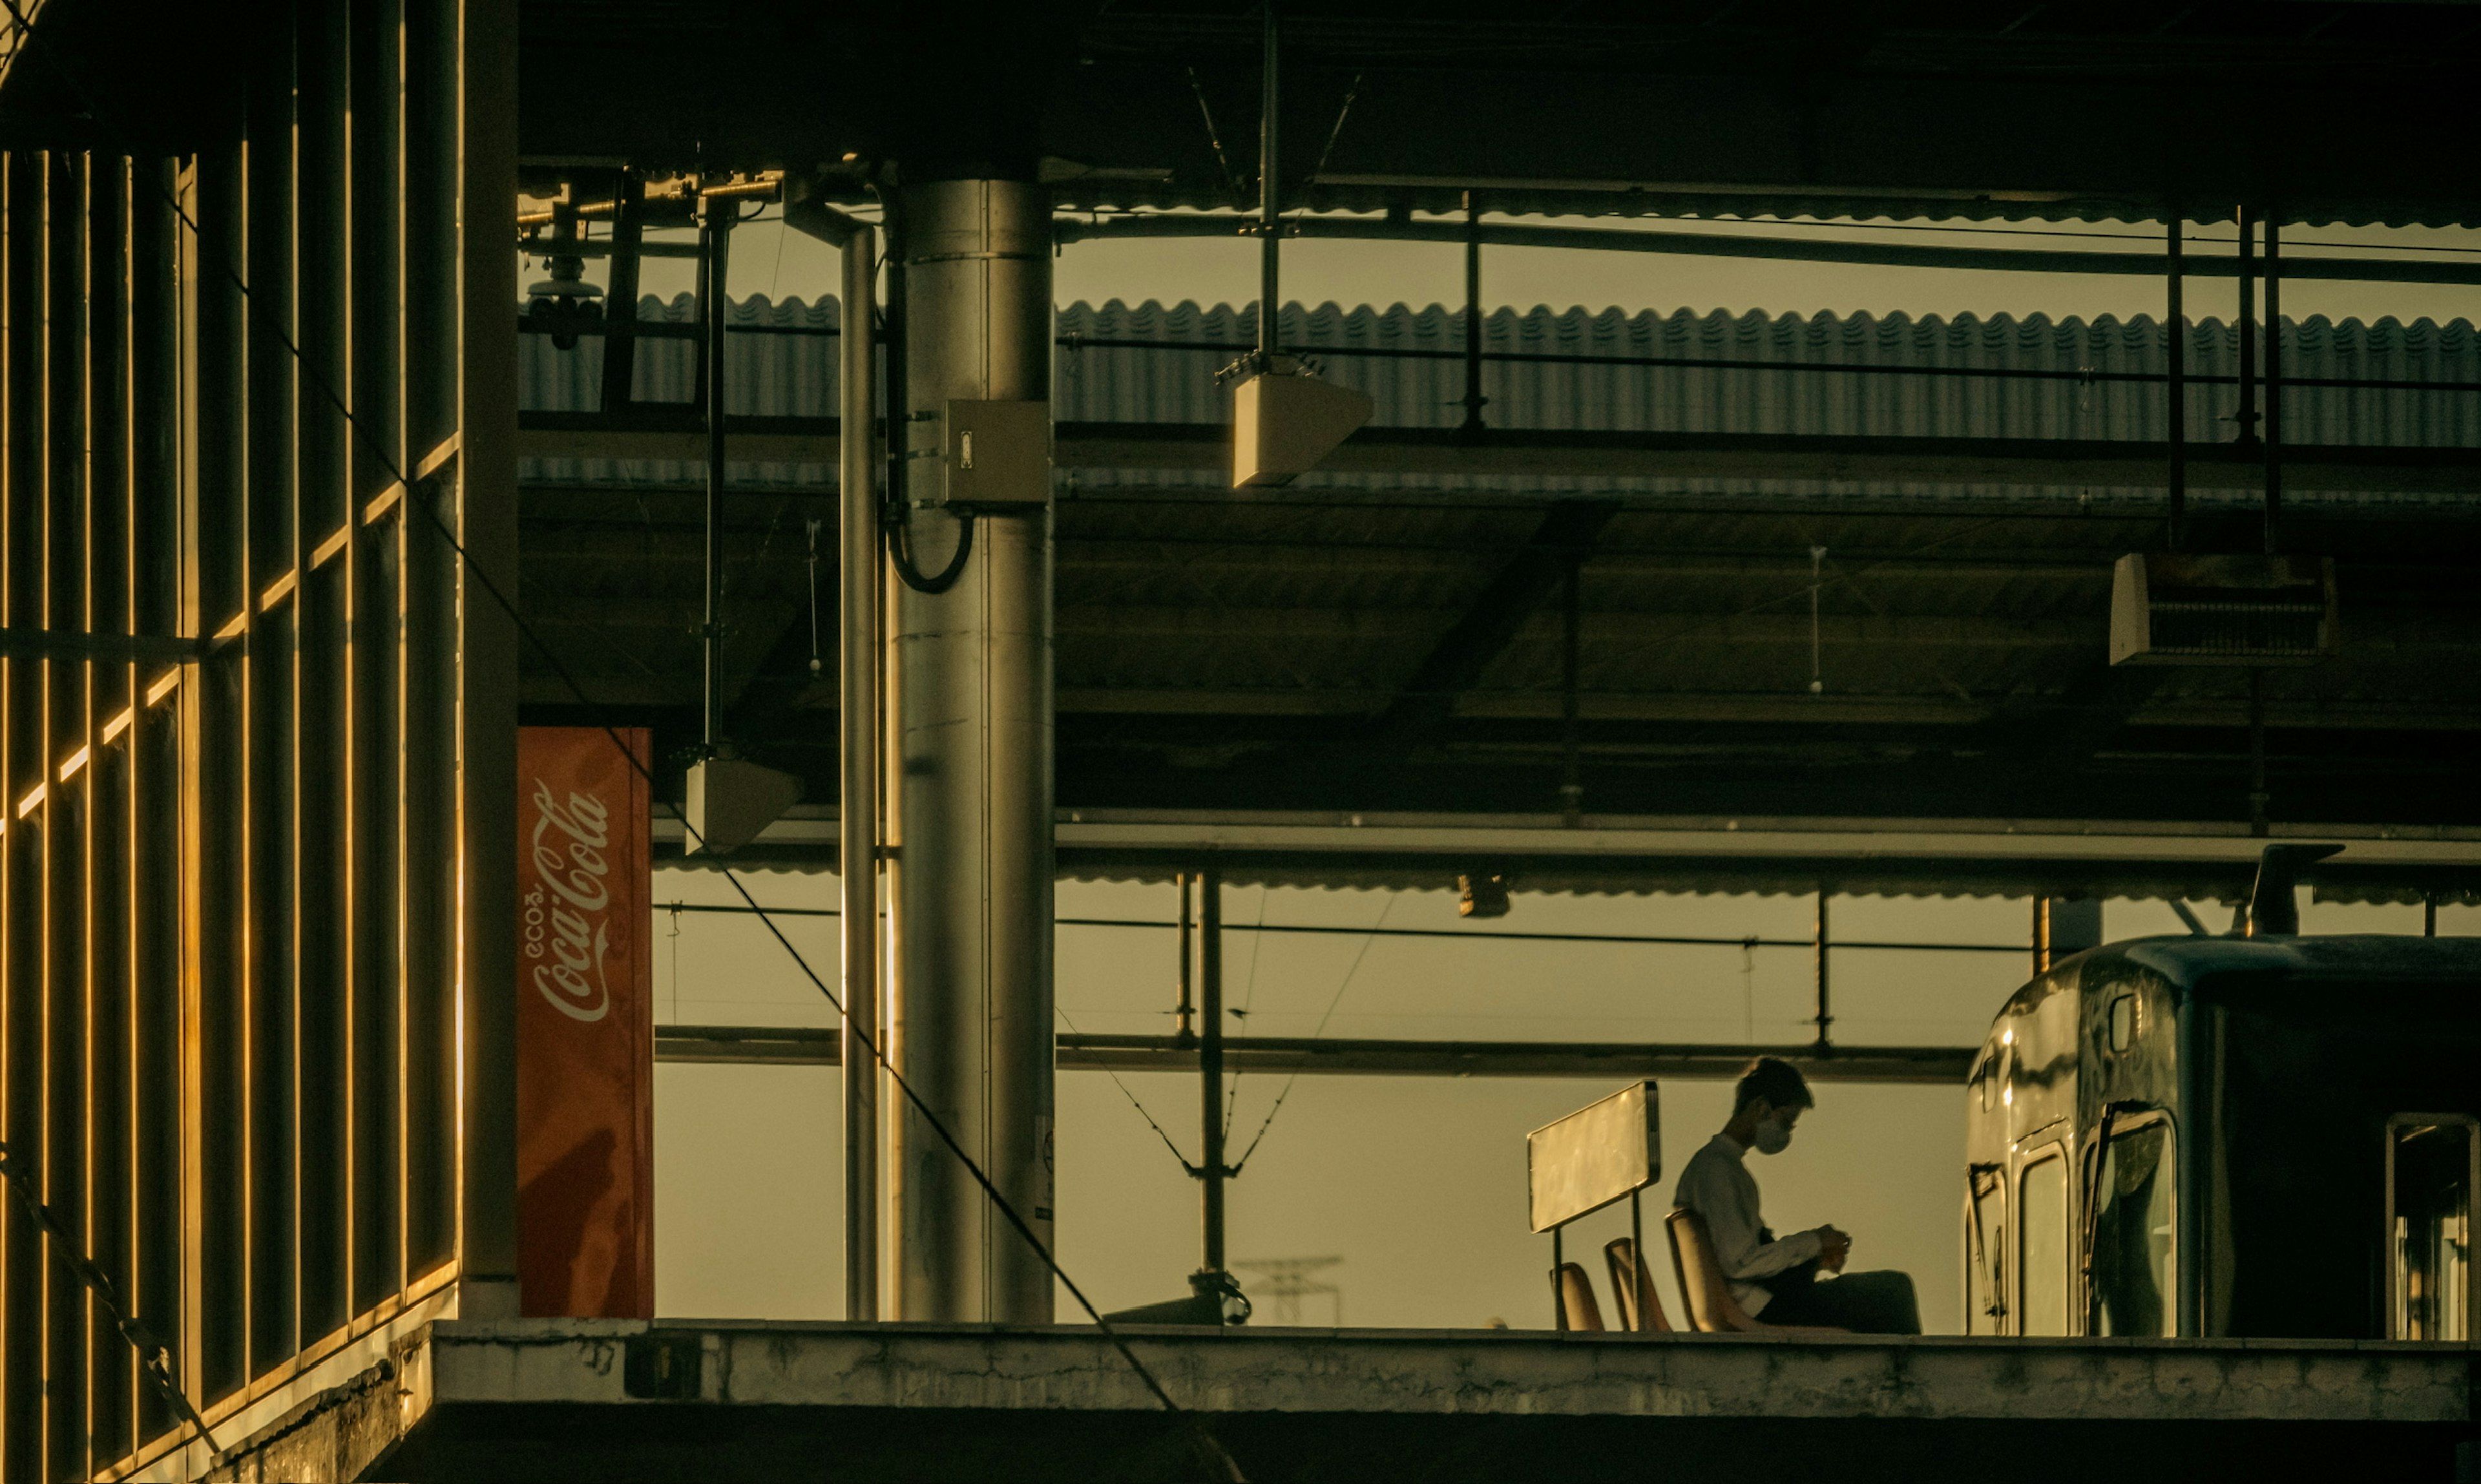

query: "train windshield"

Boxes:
[2091, 1122, 2174, 1337]
[2388, 1117, 2475, 1341]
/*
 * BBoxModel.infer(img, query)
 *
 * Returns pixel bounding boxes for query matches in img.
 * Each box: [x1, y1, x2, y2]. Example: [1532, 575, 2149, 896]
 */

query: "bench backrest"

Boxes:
[1666, 1206, 1748, 1333]
[1603, 1236, 1673, 1333]
[1556, 1260, 1606, 1332]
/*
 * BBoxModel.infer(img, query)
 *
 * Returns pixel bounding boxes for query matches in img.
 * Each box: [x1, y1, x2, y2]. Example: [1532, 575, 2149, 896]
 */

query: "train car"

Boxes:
[1963, 848, 2481, 1340]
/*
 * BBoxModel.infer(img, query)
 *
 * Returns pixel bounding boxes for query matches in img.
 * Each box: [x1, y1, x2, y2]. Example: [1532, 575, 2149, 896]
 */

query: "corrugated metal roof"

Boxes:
[521, 294, 2481, 507]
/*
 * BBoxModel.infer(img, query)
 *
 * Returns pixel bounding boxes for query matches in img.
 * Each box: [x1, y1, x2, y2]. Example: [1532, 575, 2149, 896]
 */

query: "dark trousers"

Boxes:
[1757, 1260, 1922, 1334]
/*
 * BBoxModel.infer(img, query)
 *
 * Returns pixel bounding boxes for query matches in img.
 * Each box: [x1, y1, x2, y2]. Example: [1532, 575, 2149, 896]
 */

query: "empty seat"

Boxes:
[1664, 1207, 1845, 1336]
[1602, 1236, 1673, 1333]
[1556, 1261, 1606, 1332]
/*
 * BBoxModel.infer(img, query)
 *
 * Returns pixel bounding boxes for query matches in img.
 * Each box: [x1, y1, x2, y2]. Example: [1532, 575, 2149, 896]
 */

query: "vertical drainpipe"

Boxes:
[1173, 873, 1195, 1042]
[1199, 869, 1226, 1282]
[886, 178, 1055, 1322]
[1257, 8, 1281, 363]
[2166, 212, 2185, 551]
[841, 225, 881, 1322]
[1460, 191, 1485, 435]
[2175, 986, 2204, 1337]
[457, 0, 523, 1322]
[2235, 204, 2258, 449]
[699, 202, 733, 757]
[1810, 890, 1832, 1050]
[2263, 216, 2282, 555]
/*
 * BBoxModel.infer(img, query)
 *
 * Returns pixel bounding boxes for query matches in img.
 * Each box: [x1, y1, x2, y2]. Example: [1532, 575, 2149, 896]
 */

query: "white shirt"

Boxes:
[1671, 1131, 1821, 1315]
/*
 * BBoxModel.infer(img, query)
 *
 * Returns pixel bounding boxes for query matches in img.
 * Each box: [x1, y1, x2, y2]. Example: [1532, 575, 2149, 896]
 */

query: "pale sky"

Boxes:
[651, 871, 2476, 1333]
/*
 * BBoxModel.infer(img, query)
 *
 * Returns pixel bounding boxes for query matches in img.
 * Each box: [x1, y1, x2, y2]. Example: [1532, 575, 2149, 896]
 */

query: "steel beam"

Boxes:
[516, 420, 2481, 499]
[455, 0, 523, 1323]
[653, 1025, 1975, 1085]
[885, 179, 1054, 1324]
[1365, 501, 1617, 747]
[1053, 212, 2481, 288]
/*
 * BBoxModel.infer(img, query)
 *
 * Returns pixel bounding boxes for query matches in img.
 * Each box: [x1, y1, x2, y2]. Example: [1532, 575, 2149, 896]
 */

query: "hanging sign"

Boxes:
[516, 726, 654, 1318]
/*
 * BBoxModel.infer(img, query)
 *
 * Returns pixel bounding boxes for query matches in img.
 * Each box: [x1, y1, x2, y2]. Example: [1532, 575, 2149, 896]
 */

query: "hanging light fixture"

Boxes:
[1459, 872, 1513, 919]
[523, 196, 605, 351]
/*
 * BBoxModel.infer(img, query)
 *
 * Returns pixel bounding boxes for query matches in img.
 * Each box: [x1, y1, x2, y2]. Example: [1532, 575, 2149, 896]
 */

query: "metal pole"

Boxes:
[2264, 214, 2282, 554]
[457, 0, 525, 1323]
[1560, 562, 1582, 824]
[1551, 1224, 1566, 1332]
[2247, 669, 2269, 839]
[700, 200, 734, 755]
[887, 180, 1055, 1322]
[1256, 6, 1280, 361]
[2166, 213, 2185, 550]
[1200, 868, 1227, 1278]
[2235, 204, 2258, 448]
[1628, 1191, 1645, 1332]
[840, 223, 881, 1322]
[1173, 872, 1195, 1042]
[2424, 896, 2438, 938]
[1461, 189, 1484, 434]
[1812, 890, 1833, 1050]
[598, 167, 642, 419]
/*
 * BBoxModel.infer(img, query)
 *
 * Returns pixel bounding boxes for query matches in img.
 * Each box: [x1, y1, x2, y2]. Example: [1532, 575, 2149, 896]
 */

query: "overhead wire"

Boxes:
[1067, 202, 2481, 255]
[1, 17, 1243, 1481]
[1055, 1003, 1199, 1175]
[1228, 892, 1396, 1175]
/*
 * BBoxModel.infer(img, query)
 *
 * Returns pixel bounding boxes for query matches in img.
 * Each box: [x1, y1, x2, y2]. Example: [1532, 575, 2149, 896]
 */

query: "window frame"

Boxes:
[1965, 1163, 2009, 1335]
[2017, 1143, 2072, 1337]
[2082, 1109, 2178, 1338]
[2382, 1111, 2480, 1343]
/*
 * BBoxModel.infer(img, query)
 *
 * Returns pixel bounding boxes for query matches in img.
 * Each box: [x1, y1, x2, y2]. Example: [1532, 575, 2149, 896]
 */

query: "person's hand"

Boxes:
[1816, 1226, 1852, 1272]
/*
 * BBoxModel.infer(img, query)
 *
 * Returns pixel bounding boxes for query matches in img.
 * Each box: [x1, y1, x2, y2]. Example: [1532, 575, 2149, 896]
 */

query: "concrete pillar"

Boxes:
[885, 178, 1055, 1322]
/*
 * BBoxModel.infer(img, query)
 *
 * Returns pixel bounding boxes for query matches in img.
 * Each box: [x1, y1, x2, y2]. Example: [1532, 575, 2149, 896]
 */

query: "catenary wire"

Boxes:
[1056, 1004, 1199, 1175]
[1228, 892, 1396, 1175]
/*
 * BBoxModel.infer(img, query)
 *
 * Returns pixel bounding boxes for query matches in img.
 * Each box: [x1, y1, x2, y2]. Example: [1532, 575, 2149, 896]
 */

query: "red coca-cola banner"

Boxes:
[516, 726, 654, 1318]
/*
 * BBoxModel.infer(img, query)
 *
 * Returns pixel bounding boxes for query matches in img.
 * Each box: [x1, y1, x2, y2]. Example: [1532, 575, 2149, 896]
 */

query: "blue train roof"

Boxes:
[2101, 934, 2481, 992]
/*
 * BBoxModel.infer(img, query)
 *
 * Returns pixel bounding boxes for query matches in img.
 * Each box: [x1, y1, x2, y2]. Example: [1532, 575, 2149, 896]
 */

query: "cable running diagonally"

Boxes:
[0, 19, 1242, 1480]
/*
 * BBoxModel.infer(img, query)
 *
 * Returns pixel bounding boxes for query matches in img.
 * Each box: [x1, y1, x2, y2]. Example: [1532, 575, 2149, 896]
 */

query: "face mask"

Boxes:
[1752, 1114, 1794, 1156]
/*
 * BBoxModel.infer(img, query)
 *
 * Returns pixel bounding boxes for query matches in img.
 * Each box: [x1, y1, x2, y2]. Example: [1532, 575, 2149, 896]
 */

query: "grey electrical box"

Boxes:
[918, 399, 1051, 508]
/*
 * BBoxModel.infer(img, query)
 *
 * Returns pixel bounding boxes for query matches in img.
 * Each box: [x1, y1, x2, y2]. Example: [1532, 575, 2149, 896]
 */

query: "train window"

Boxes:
[1967, 1165, 2007, 1335]
[2020, 1151, 2070, 1336]
[2108, 995, 2135, 1052]
[2091, 1122, 2174, 1337]
[2387, 1116, 2476, 1342]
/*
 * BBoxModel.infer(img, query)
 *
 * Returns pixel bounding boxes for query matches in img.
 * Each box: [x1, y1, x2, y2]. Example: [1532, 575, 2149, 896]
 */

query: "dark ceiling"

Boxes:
[519, 476, 2481, 833]
[10, 0, 2480, 837]
[500, 1, 2481, 225]
[487, 3, 2481, 835]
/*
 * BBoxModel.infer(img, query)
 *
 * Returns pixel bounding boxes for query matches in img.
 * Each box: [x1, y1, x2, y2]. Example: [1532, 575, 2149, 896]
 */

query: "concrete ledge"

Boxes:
[421, 1319, 2472, 1423]
[210, 1321, 2478, 1482]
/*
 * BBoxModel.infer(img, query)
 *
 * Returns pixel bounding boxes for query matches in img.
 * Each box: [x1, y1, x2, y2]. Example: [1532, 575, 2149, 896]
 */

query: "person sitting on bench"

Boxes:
[1671, 1056, 1922, 1334]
